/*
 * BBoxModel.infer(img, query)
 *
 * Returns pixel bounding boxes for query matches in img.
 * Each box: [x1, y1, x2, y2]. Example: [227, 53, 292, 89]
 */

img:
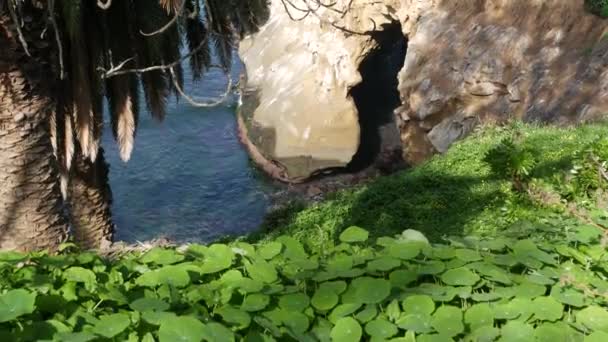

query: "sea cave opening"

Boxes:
[346, 21, 408, 173]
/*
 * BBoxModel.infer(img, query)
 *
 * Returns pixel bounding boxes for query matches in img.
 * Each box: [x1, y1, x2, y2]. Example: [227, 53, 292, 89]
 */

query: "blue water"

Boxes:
[101, 62, 273, 243]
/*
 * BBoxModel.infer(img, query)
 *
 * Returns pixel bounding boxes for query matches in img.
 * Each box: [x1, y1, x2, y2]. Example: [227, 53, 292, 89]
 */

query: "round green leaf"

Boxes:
[331, 317, 362, 342]
[470, 326, 500, 342]
[417, 261, 446, 275]
[202, 322, 235, 342]
[258, 242, 282, 260]
[403, 295, 435, 316]
[396, 314, 433, 333]
[417, 334, 454, 342]
[159, 316, 207, 342]
[283, 311, 310, 334]
[465, 303, 494, 329]
[0, 289, 36, 322]
[93, 313, 131, 338]
[55, 332, 97, 342]
[577, 306, 608, 332]
[199, 244, 235, 274]
[367, 257, 401, 272]
[312, 286, 339, 311]
[532, 297, 563, 322]
[279, 293, 310, 311]
[246, 261, 277, 284]
[500, 321, 534, 342]
[513, 282, 546, 299]
[63, 267, 96, 287]
[217, 306, 251, 329]
[586, 331, 608, 342]
[431, 306, 464, 337]
[390, 270, 418, 288]
[355, 305, 378, 323]
[140, 248, 184, 265]
[534, 323, 565, 342]
[339, 227, 369, 243]
[389, 242, 421, 260]
[365, 319, 398, 339]
[454, 249, 482, 262]
[241, 294, 270, 312]
[342, 277, 390, 304]
[129, 298, 170, 312]
[440, 267, 480, 286]
[329, 303, 362, 324]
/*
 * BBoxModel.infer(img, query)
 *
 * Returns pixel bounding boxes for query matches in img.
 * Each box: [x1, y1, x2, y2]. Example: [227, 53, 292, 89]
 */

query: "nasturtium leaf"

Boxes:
[258, 242, 282, 260]
[311, 286, 339, 311]
[342, 277, 391, 304]
[551, 286, 586, 307]
[322, 280, 348, 294]
[329, 303, 362, 323]
[367, 257, 401, 272]
[0, 289, 36, 322]
[500, 321, 534, 342]
[471, 292, 502, 302]
[493, 298, 532, 321]
[389, 242, 422, 260]
[283, 311, 310, 334]
[140, 248, 184, 265]
[217, 306, 251, 329]
[396, 314, 433, 333]
[399, 229, 430, 243]
[246, 261, 277, 284]
[365, 319, 398, 339]
[159, 316, 207, 342]
[430, 247, 456, 260]
[534, 323, 565, 342]
[525, 273, 554, 286]
[241, 294, 270, 312]
[513, 282, 546, 299]
[465, 303, 494, 329]
[63, 267, 96, 287]
[279, 293, 310, 311]
[440, 267, 480, 286]
[339, 226, 369, 243]
[389, 270, 418, 288]
[574, 225, 602, 244]
[355, 305, 378, 323]
[468, 262, 512, 285]
[532, 297, 563, 321]
[417, 260, 446, 275]
[55, 332, 97, 342]
[577, 306, 608, 332]
[201, 322, 235, 342]
[130, 298, 170, 312]
[331, 317, 362, 342]
[277, 236, 308, 260]
[470, 326, 500, 342]
[142, 311, 177, 325]
[454, 249, 482, 262]
[431, 306, 464, 337]
[92, 313, 130, 338]
[199, 244, 235, 274]
[141, 333, 155, 342]
[0, 251, 26, 263]
[403, 295, 435, 316]
[135, 265, 191, 288]
[586, 331, 608, 342]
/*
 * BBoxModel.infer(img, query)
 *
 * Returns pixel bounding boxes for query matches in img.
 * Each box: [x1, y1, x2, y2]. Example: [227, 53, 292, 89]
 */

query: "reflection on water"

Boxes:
[101, 62, 273, 243]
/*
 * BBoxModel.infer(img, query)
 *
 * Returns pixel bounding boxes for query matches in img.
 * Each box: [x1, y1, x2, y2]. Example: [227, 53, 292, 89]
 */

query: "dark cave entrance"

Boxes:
[346, 22, 408, 173]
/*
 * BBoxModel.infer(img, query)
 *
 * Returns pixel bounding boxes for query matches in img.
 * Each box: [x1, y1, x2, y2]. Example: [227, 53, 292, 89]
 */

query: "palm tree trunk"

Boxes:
[0, 13, 69, 251]
[68, 147, 115, 250]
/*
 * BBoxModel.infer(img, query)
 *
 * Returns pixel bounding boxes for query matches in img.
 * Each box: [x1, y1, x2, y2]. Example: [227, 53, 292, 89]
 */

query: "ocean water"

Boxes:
[101, 62, 273, 243]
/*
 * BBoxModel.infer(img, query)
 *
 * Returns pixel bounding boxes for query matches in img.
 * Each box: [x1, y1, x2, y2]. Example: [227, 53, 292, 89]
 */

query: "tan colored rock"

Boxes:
[238, 0, 397, 182]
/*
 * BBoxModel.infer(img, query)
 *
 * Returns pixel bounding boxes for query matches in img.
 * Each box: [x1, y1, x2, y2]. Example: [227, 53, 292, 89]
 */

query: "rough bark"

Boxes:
[68, 147, 115, 250]
[0, 13, 69, 251]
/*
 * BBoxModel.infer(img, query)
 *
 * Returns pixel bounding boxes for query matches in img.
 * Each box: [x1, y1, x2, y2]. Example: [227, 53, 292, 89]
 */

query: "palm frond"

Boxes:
[185, 11, 211, 80]
[206, 0, 234, 70]
[160, 0, 182, 14]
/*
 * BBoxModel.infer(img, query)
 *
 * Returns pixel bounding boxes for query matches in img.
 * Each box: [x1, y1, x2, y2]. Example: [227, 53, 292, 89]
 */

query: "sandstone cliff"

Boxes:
[238, 0, 608, 182]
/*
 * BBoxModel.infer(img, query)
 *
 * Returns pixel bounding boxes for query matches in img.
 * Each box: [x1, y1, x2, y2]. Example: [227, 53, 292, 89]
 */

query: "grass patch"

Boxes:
[251, 122, 608, 253]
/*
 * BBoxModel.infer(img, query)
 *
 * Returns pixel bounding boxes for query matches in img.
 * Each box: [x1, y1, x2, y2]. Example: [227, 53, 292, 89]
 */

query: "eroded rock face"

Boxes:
[238, 0, 398, 182]
[239, 0, 608, 180]
[396, 0, 608, 163]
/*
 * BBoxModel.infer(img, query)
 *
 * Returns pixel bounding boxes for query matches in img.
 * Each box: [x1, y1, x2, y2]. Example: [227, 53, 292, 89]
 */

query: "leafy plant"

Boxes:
[0, 225, 607, 341]
[586, 0, 608, 18]
[484, 136, 537, 191]
[563, 137, 608, 198]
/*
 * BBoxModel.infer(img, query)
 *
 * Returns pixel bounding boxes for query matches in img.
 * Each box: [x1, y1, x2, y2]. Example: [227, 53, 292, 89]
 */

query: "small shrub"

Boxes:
[484, 137, 537, 191]
[586, 0, 608, 18]
[564, 137, 608, 198]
